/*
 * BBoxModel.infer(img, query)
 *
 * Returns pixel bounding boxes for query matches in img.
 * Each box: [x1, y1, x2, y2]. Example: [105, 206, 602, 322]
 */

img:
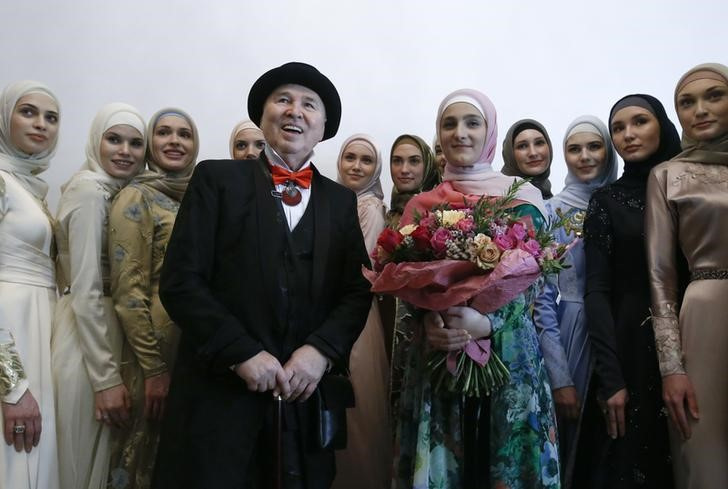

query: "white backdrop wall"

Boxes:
[2, 0, 726, 211]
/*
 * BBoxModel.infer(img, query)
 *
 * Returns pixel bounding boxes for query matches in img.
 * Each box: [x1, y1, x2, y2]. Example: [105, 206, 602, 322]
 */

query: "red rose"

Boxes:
[411, 225, 432, 251]
[377, 228, 404, 254]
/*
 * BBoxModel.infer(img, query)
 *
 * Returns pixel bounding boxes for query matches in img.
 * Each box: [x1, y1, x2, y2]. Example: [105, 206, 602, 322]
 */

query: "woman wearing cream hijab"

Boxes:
[229, 119, 265, 160]
[107, 107, 199, 489]
[0, 80, 61, 489]
[52, 103, 146, 489]
[333, 134, 390, 489]
[646, 62, 728, 489]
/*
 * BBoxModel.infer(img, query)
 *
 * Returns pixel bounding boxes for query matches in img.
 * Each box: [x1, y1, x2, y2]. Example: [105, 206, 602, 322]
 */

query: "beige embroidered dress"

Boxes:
[106, 183, 181, 489]
[646, 160, 728, 489]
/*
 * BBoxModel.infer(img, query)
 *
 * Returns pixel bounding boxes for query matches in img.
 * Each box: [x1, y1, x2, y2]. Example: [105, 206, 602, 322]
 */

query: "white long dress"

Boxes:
[52, 175, 124, 489]
[0, 171, 60, 489]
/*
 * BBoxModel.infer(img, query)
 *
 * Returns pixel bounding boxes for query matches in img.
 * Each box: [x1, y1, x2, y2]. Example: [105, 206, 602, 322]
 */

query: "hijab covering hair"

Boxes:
[229, 119, 263, 158]
[672, 62, 728, 166]
[437, 89, 546, 216]
[609, 94, 681, 187]
[555, 115, 618, 209]
[389, 133, 440, 214]
[501, 119, 553, 199]
[0, 80, 60, 200]
[133, 107, 198, 202]
[64, 102, 145, 194]
[336, 133, 383, 200]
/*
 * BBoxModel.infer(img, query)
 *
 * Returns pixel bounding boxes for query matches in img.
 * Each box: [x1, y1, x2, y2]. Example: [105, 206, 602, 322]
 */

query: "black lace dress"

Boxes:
[573, 176, 674, 488]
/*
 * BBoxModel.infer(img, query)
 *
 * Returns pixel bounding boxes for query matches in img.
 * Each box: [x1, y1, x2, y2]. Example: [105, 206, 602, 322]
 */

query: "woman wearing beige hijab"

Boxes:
[333, 134, 391, 489]
[52, 103, 146, 489]
[229, 119, 265, 160]
[107, 108, 199, 489]
[646, 62, 728, 489]
[0, 80, 61, 489]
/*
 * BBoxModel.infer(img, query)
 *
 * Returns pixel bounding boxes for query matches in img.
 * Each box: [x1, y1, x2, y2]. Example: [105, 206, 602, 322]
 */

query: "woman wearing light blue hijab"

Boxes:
[533, 115, 618, 487]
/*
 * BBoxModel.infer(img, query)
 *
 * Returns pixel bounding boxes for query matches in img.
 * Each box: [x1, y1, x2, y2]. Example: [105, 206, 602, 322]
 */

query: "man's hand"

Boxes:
[553, 386, 581, 420]
[95, 384, 131, 428]
[600, 388, 629, 439]
[662, 373, 699, 440]
[234, 351, 286, 394]
[280, 345, 328, 402]
[2, 389, 41, 453]
[424, 311, 470, 352]
[144, 372, 171, 421]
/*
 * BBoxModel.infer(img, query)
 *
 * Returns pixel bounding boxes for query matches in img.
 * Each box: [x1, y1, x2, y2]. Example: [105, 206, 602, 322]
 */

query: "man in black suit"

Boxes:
[152, 62, 372, 489]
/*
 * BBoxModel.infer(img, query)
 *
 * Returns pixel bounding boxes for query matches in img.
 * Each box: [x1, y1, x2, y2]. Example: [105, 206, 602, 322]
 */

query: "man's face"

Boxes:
[260, 84, 326, 168]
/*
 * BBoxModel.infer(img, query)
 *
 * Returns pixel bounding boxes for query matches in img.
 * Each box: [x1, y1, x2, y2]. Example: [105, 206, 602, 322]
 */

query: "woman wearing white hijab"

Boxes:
[0, 80, 61, 489]
[52, 103, 146, 489]
[533, 115, 618, 487]
[107, 107, 198, 489]
[229, 119, 265, 160]
[333, 134, 390, 489]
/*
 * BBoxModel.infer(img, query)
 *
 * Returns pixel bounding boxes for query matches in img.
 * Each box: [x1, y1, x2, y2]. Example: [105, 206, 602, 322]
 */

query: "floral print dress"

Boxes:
[107, 183, 182, 489]
[392, 204, 560, 489]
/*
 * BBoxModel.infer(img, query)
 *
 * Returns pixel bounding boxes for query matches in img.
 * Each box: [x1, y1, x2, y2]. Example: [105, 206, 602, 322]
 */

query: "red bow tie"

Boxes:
[270, 164, 313, 189]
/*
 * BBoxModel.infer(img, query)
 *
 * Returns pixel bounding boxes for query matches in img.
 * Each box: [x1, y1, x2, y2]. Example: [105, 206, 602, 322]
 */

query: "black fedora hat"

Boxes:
[247, 62, 341, 141]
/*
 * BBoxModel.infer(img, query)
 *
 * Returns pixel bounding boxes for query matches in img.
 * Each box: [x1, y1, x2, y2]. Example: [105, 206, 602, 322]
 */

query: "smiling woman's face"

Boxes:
[439, 102, 486, 167]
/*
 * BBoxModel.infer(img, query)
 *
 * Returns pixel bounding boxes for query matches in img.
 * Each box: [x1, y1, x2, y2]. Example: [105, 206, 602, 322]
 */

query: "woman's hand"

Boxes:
[2, 389, 41, 453]
[442, 306, 492, 339]
[95, 384, 131, 428]
[553, 386, 581, 420]
[144, 372, 171, 421]
[600, 388, 629, 439]
[662, 373, 699, 440]
[424, 311, 470, 352]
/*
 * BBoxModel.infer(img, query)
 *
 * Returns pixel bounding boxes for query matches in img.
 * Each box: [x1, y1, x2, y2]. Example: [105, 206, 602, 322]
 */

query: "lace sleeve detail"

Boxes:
[584, 193, 612, 255]
[652, 312, 686, 376]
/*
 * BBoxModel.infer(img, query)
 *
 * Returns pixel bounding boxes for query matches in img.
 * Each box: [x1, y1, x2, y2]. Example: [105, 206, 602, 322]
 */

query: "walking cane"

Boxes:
[274, 394, 284, 489]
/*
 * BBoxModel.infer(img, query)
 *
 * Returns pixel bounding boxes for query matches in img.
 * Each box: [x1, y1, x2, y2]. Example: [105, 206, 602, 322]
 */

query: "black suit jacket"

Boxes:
[152, 158, 371, 489]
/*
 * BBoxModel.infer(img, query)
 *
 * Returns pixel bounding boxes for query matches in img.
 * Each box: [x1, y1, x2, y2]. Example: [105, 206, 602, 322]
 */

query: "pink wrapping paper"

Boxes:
[363, 248, 541, 313]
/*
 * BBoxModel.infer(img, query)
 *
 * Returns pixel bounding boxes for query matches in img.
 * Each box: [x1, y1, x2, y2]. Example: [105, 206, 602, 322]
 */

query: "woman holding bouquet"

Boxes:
[532, 116, 618, 487]
[392, 89, 559, 489]
[501, 119, 554, 199]
[333, 134, 391, 489]
[646, 63, 728, 488]
[574, 94, 681, 488]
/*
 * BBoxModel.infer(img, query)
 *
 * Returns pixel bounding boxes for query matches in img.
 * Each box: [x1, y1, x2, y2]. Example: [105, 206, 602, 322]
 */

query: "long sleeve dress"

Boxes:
[0, 171, 60, 489]
[333, 193, 391, 489]
[532, 199, 589, 484]
[106, 183, 183, 489]
[574, 179, 673, 488]
[52, 175, 125, 489]
[392, 185, 560, 489]
[646, 160, 728, 489]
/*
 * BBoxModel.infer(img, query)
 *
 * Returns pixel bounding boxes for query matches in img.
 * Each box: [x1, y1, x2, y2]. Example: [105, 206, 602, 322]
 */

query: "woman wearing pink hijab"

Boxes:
[393, 89, 559, 489]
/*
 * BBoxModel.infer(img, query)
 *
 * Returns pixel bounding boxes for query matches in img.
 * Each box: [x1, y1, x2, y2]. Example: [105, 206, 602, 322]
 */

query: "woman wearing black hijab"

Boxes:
[574, 94, 682, 488]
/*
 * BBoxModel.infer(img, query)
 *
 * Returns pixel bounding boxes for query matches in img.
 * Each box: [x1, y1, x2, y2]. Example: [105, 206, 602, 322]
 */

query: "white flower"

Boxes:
[399, 224, 417, 236]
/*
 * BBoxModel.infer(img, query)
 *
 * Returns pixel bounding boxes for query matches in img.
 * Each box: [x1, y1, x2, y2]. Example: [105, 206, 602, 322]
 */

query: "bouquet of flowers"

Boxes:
[364, 180, 573, 397]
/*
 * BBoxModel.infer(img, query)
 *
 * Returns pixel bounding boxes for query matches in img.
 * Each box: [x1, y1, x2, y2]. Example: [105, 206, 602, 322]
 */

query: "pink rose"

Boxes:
[494, 233, 517, 251]
[419, 213, 437, 230]
[456, 217, 475, 233]
[430, 228, 451, 256]
[508, 222, 527, 241]
[518, 238, 542, 257]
